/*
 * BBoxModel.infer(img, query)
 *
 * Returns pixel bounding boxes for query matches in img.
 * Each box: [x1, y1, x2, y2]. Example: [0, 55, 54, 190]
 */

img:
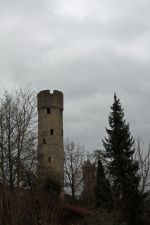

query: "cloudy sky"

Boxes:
[0, 0, 150, 151]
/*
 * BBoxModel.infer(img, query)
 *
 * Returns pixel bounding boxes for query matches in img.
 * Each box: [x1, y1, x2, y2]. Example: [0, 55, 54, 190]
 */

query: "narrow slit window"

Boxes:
[47, 108, 51, 114]
[48, 157, 51, 163]
[50, 129, 54, 135]
[43, 138, 46, 144]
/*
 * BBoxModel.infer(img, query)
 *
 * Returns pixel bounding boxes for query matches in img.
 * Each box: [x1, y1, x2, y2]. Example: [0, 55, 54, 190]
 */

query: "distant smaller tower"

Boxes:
[37, 90, 64, 187]
[82, 159, 96, 208]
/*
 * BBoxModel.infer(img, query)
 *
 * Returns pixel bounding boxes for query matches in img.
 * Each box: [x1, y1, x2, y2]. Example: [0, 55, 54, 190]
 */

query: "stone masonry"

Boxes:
[82, 159, 96, 207]
[37, 90, 64, 186]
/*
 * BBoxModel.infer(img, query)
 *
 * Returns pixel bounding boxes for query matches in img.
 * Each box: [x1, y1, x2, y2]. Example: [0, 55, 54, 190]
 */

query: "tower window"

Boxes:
[48, 157, 51, 163]
[43, 138, 46, 144]
[47, 108, 51, 114]
[50, 129, 54, 135]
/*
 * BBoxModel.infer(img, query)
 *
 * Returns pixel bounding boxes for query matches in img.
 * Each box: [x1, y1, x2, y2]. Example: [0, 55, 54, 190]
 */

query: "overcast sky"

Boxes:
[0, 0, 150, 151]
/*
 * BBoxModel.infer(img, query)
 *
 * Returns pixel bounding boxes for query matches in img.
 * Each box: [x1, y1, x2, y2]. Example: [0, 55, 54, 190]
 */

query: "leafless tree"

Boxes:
[30, 188, 64, 225]
[135, 139, 150, 193]
[0, 86, 38, 225]
[0, 181, 64, 225]
[0, 86, 37, 190]
[0, 103, 6, 186]
[14, 86, 37, 188]
[64, 138, 86, 199]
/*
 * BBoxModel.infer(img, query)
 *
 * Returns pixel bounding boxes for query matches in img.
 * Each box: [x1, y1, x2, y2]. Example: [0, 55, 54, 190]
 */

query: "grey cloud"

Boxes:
[0, 0, 150, 150]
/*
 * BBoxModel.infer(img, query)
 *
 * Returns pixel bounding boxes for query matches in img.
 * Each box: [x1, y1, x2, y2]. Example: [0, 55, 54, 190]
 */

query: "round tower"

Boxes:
[82, 159, 96, 207]
[37, 90, 64, 187]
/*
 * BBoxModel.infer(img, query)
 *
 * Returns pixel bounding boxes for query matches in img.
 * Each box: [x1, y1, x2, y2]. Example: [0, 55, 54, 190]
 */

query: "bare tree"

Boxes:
[0, 103, 6, 186]
[14, 86, 37, 188]
[0, 181, 64, 225]
[1, 93, 17, 191]
[0, 86, 37, 190]
[30, 188, 64, 225]
[64, 139, 86, 199]
[0, 86, 38, 225]
[135, 139, 150, 193]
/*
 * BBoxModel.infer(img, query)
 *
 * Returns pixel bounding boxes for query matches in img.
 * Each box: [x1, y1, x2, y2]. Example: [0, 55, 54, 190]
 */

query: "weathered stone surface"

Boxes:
[37, 90, 64, 186]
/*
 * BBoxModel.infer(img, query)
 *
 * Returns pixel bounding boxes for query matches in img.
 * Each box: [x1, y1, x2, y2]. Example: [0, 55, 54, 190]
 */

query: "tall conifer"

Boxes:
[102, 94, 143, 225]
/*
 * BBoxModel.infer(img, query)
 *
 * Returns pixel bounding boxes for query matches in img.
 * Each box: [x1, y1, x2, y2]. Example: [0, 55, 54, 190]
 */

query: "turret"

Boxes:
[82, 159, 96, 207]
[37, 90, 64, 187]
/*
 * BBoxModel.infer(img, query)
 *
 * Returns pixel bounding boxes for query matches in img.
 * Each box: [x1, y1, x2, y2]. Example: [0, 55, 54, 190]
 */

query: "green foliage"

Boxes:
[95, 159, 113, 210]
[102, 94, 143, 225]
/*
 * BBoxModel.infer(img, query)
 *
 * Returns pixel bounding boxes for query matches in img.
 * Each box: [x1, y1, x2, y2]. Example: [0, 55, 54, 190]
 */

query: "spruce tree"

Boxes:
[102, 94, 143, 225]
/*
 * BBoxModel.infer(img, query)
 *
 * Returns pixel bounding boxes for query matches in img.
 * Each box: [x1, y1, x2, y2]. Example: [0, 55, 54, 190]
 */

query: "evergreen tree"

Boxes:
[102, 93, 143, 225]
[95, 158, 113, 211]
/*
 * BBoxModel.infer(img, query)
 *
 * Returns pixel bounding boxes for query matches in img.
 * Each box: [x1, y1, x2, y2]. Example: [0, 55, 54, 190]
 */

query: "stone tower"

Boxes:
[37, 90, 64, 187]
[82, 159, 96, 208]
